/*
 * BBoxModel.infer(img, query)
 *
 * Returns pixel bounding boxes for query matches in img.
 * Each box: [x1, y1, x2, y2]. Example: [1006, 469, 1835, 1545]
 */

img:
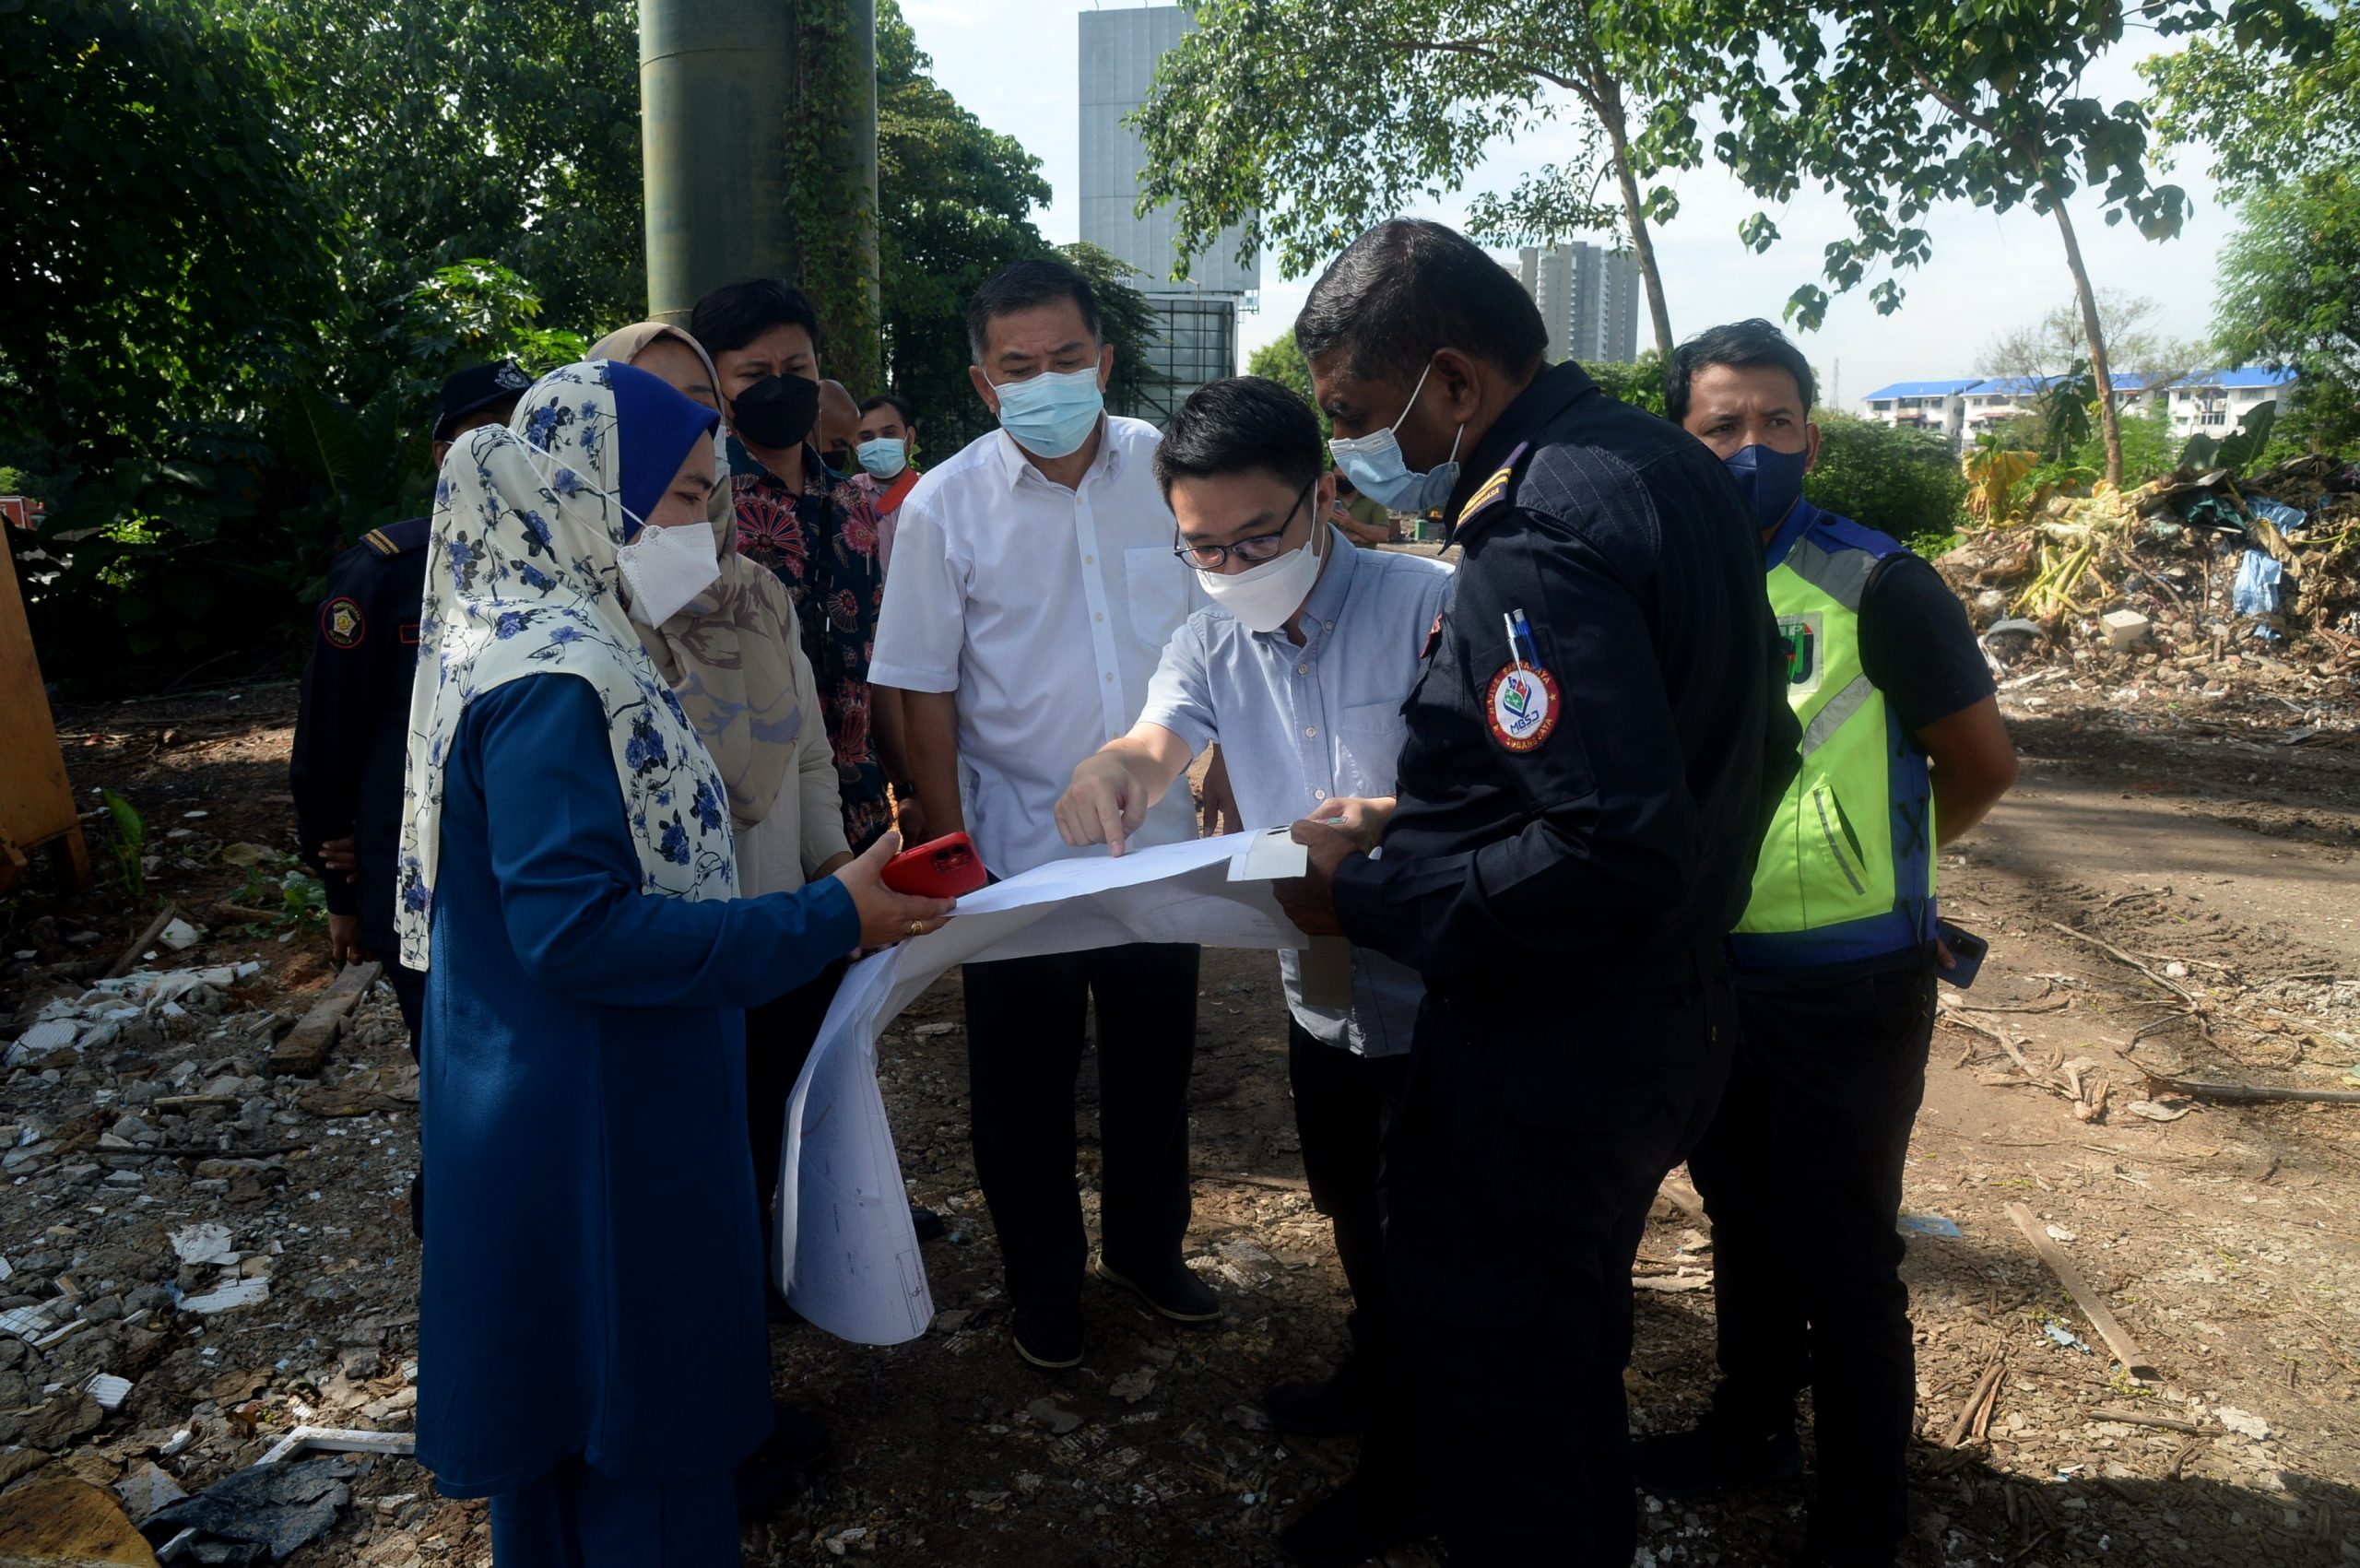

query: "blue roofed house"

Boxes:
[2159, 366, 2299, 440]
[1857, 378, 1983, 427]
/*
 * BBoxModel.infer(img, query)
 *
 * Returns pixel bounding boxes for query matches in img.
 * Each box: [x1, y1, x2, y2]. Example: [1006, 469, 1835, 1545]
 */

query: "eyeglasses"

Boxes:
[1173, 479, 1316, 570]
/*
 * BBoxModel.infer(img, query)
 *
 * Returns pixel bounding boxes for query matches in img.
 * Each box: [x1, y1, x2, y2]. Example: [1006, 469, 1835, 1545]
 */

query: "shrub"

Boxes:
[1807, 413, 1969, 555]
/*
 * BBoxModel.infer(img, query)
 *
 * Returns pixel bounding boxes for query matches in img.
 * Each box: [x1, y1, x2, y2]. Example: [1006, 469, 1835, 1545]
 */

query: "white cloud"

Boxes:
[909, 3, 2226, 406]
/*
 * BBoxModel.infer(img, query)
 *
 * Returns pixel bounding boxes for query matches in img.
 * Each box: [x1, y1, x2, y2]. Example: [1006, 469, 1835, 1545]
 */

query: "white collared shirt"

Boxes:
[870, 417, 1204, 877]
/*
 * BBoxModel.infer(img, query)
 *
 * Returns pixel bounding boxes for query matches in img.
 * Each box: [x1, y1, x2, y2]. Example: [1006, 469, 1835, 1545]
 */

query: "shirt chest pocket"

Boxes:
[1334, 699, 1409, 797]
[1123, 546, 1193, 648]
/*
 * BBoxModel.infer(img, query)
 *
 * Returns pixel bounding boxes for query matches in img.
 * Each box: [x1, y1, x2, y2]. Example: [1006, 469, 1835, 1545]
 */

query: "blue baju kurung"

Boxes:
[414, 672, 856, 1547]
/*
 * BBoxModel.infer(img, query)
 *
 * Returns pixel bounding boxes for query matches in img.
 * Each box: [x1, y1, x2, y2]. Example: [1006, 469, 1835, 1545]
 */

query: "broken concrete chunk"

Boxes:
[169, 1223, 236, 1267]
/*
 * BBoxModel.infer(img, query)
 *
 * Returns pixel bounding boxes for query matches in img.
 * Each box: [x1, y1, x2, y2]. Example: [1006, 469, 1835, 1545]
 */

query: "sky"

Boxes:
[899, 0, 2233, 407]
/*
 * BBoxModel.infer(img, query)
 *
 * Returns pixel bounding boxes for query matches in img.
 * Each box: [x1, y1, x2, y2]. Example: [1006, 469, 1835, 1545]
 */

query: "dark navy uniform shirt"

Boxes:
[1331, 361, 1800, 990]
[290, 517, 429, 954]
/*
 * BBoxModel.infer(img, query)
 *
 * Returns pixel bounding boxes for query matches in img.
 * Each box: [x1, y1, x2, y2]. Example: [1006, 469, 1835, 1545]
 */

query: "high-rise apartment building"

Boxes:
[1516, 242, 1640, 366]
[1080, 6, 1260, 421]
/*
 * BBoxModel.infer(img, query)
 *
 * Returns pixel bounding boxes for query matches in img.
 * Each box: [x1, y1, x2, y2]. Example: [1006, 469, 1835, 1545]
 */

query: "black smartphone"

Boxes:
[1937, 920, 1988, 989]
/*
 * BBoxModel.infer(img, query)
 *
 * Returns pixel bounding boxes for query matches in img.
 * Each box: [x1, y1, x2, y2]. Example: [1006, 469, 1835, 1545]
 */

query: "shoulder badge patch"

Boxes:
[363, 528, 398, 557]
[322, 596, 366, 649]
[1485, 662, 1560, 751]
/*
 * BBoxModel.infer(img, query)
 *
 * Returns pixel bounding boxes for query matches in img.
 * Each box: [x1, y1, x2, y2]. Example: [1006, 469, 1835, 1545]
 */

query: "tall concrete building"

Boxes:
[1516, 242, 1640, 366]
[1079, 5, 1260, 422]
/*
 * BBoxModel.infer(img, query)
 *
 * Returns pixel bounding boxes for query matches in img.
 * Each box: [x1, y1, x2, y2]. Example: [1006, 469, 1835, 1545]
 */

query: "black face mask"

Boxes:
[820, 445, 853, 474]
[731, 372, 820, 451]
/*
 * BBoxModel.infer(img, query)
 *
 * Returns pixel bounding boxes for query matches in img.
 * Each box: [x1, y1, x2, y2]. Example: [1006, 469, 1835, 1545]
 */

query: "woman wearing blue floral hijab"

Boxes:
[398, 361, 952, 1564]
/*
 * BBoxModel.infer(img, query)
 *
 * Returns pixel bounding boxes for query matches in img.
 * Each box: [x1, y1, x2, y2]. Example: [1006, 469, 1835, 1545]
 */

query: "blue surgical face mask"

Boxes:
[856, 436, 907, 479]
[1327, 359, 1464, 515]
[1723, 443, 1811, 531]
[991, 365, 1104, 459]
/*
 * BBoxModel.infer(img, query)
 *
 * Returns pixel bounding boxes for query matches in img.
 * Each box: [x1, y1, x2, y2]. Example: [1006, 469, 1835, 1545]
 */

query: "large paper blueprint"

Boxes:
[773, 830, 1306, 1344]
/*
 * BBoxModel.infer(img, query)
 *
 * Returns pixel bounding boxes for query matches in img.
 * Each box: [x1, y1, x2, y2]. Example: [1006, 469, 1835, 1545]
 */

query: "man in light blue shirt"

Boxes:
[1053, 376, 1449, 1565]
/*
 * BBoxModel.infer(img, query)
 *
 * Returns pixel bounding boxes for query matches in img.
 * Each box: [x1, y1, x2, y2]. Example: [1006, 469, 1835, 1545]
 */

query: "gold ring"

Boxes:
[907, 919, 926, 937]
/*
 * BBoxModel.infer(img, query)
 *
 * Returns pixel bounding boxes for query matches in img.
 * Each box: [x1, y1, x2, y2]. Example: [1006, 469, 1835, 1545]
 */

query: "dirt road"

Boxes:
[3, 678, 2355, 1566]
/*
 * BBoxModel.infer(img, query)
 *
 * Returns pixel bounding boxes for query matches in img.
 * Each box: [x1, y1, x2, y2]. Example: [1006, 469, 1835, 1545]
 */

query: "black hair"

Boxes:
[1295, 218, 1547, 386]
[1664, 318, 1815, 426]
[689, 278, 824, 359]
[968, 258, 1101, 362]
[858, 393, 915, 426]
[1152, 376, 1324, 499]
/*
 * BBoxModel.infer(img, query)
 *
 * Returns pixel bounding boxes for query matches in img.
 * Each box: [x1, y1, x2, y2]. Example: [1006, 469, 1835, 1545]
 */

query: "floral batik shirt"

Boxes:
[726, 438, 891, 850]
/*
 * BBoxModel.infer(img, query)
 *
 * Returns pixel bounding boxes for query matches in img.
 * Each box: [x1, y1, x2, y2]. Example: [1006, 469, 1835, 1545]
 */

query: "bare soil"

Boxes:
[4, 671, 2357, 1567]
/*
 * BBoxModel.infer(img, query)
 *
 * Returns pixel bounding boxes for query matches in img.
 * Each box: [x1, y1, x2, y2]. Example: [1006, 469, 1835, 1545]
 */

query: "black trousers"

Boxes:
[1386, 953, 1734, 1566]
[1288, 1022, 1410, 1366]
[746, 959, 851, 1226]
[962, 943, 1201, 1310]
[1686, 959, 1936, 1567]
[384, 961, 428, 1239]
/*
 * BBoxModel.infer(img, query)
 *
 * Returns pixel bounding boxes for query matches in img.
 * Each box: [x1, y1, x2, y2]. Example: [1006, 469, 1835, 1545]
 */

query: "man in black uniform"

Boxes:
[1273, 219, 1798, 1567]
[291, 360, 525, 1074]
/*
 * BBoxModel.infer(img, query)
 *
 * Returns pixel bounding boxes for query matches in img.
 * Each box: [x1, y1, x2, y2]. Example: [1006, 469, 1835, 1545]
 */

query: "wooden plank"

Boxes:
[2004, 1201, 2159, 1381]
[266, 961, 382, 1078]
[106, 902, 181, 980]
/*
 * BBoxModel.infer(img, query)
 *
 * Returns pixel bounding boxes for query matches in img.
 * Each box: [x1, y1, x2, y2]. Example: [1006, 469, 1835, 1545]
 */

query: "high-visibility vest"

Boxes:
[1730, 504, 1937, 969]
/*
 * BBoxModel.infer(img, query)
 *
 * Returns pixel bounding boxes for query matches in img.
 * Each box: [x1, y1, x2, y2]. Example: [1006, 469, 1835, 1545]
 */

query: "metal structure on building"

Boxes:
[1516, 242, 1640, 366]
[1079, 5, 1259, 420]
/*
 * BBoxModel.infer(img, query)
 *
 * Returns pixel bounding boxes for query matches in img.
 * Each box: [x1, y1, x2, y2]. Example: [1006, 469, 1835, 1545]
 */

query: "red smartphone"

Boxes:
[881, 831, 987, 899]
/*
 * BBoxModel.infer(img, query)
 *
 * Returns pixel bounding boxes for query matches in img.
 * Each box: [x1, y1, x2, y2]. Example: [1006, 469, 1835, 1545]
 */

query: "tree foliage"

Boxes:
[2146, 1, 2360, 454]
[1687, 0, 2331, 486]
[1981, 291, 2205, 392]
[1131, 0, 1705, 353]
[1805, 413, 1969, 553]
[0, 0, 337, 445]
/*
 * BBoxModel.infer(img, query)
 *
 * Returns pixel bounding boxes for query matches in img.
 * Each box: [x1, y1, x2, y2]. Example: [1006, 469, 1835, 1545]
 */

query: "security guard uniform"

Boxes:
[1328, 360, 1800, 1565]
[290, 516, 430, 1035]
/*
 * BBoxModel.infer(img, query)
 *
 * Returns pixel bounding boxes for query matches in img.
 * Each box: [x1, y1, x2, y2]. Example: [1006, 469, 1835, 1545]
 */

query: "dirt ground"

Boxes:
[4, 666, 2358, 1567]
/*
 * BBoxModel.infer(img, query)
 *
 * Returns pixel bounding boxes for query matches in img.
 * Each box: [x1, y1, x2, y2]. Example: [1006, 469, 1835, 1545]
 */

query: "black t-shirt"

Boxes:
[1857, 551, 1995, 734]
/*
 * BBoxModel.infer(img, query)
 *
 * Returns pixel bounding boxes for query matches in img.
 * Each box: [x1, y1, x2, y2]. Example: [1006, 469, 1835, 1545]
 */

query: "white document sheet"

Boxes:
[774, 830, 1304, 1344]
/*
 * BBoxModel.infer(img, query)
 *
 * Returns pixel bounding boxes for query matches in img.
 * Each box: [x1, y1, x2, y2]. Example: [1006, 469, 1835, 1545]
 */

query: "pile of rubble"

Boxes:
[2, 938, 449, 1564]
[1936, 454, 2360, 706]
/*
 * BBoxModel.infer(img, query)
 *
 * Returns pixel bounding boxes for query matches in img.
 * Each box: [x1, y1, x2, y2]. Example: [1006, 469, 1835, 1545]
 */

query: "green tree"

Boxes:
[1581, 349, 1667, 417]
[1693, 0, 2330, 489]
[1247, 330, 1330, 436]
[876, 0, 1053, 447]
[0, 0, 336, 449]
[2145, 1, 2360, 453]
[220, 0, 644, 352]
[1131, 0, 1701, 354]
[1980, 290, 2206, 394]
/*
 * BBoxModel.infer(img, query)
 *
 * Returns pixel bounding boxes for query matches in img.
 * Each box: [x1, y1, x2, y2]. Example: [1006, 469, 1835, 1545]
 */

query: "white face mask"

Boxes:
[1194, 500, 1328, 634]
[618, 521, 721, 627]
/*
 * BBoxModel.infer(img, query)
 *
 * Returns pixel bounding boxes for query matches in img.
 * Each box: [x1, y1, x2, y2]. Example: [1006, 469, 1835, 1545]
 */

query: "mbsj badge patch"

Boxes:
[1776, 610, 1824, 694]
[322, 596, 366, 649]
[1486, 662, 1560, 751]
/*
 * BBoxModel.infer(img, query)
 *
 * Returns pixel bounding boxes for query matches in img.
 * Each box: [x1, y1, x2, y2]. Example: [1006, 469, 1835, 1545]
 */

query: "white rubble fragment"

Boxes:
[2218, 1407, 2271, 1441]
[159, 917, 202, 951]
[86, 1372, 135, 1409]
[171, 1221, 237, 1267]
[181, 1278, 271, 1315]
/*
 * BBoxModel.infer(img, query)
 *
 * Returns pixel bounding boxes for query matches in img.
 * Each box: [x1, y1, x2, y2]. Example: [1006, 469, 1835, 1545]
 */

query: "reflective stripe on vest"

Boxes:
[1731, 513, 1936, 968]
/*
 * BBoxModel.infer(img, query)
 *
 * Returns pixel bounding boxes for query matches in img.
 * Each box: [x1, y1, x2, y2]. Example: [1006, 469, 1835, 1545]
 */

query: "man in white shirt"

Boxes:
[871, 259, 1213, 1370]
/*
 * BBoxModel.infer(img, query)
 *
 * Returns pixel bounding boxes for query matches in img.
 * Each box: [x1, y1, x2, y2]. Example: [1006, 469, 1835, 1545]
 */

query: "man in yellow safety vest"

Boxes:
[1638, 319, 2020, 1568]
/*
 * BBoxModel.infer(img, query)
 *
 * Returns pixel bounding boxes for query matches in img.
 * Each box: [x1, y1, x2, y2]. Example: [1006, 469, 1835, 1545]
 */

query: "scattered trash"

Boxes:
[911, 1021, 960, 1037]
[85, 1372, 135, 1410]
[1111, 1367, 1157, 1404]
[1897, 1212, 1963, 1238]
[2046, 1223, 2079, 1243]
[2125, 1097, 2196, 1123]
[159, 917, 203, 951]
[218, 843, 277, 867]
[1023, 1397, 1082, 1436]
[2043, 1321, 2094, 1353]
[137, 1455, 358, 1563]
